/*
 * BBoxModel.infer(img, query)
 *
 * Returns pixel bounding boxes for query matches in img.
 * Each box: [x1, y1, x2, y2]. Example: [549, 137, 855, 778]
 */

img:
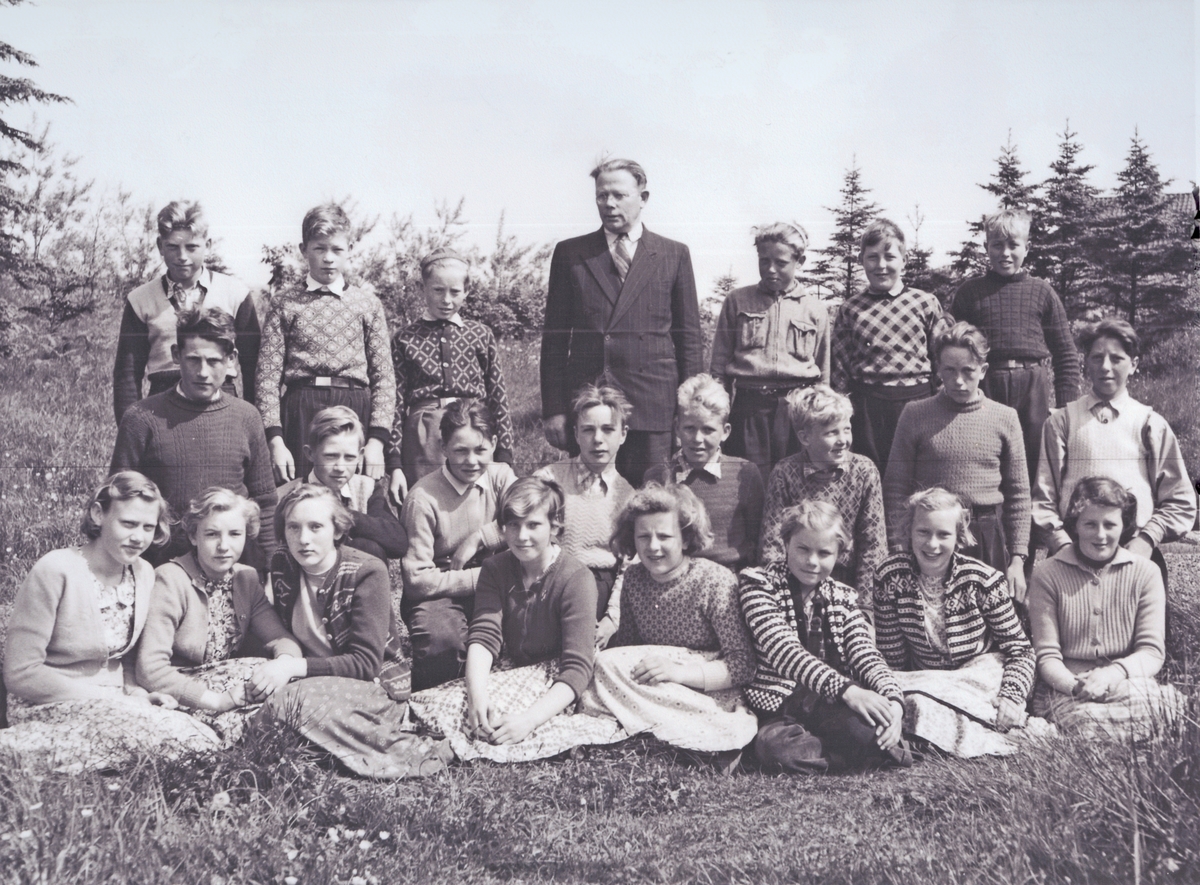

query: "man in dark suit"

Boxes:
[541, 158, 703, 485]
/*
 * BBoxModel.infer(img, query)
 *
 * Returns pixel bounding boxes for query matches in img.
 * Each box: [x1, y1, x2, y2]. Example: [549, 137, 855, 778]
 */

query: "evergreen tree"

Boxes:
[903, 204, 956, 306]
[1, 0, 70, 274]
[818, 160, 881, 297]
[951, 133, 1036, 279]
[1085, 132, 1195, 334]
[1030, 122, 1098, 313]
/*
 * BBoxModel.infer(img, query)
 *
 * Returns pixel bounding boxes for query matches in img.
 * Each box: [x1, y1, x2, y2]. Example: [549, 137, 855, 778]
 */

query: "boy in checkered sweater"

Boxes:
[950, 208, 1080, 485]
[387, 249, 514, 501]
[257, 204, 396, 484]
[831, 219, 950, 477]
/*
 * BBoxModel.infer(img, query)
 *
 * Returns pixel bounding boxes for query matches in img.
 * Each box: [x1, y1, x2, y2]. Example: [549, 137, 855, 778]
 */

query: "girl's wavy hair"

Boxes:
[778, 500, 850, 553]
[1063, 476, 1139, 546]
[497, 476, 566, 542]
[181, 487, 261, 543]
[899, 487, 975, 551]
[274, 483, 354, 548]
[81, 471, 172, 548]
[611, 482, 712, 559]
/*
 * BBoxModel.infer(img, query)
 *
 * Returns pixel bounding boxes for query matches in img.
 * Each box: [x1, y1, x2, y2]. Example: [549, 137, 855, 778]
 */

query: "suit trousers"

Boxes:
[616, 430, 673, 487]
[401, 595, 475, 692]
[983, 364, 1050, 489]
[849, 383, 930, 477]
[281, 385, 372, 480]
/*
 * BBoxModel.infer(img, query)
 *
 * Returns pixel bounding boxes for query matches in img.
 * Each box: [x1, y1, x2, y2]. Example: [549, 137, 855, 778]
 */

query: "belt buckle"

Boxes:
[313, 376, 333, 388]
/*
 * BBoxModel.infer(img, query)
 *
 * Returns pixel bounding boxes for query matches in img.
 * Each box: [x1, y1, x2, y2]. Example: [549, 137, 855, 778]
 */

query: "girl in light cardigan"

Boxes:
[1, 472, 218, 772]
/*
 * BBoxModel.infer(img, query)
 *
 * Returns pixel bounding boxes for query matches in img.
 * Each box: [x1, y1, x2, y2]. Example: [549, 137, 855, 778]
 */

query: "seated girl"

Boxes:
[259, 484, 450, 778]
[579, 483, 758, 754]
[1, 472, 217, 772]
[739, 501, 910, 773]
[1029, 476, 1185, 741]
[874, 488, 1041, 757]
[408, 477, 627, 762]
[401, 399, 517, 690]
[534, 383, 635, 648]
[136, 487, 304, 745]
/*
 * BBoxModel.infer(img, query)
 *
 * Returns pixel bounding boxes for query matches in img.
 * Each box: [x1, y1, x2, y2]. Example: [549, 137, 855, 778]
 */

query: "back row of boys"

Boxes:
[108, 158, 1191, 584]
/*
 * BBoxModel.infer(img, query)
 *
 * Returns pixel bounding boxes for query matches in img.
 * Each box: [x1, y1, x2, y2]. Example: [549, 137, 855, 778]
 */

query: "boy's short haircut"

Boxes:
[419, 248, 472, 284]
[786, 384, 853, 436]
[498, 476, 565, 541]
[181, 486, 261, 542]
[983, 208, 1032, 243]
[571, 382, 634, 426]
[899, 487, 975, 552]
[439, 398, 496, 444]
[860, 218, 907, 256]
[275, 483, 355, 546]
[301, 203, 352, 245]
[1063, 475, 1139, 546]
[676, 374, 730, 422]
[1077, 317, 1140, 360]
[753, 222, 809, 263]
[934, 321, 991, 364]
[156, 201, 209, 239]
[82, 470, 172, 547]
[778, 499, 851, 553]
[590, 157, 647, 190]
[307, 405, 365, 450]
[611, 482, 713, 559]
[176, 306, 237, 356]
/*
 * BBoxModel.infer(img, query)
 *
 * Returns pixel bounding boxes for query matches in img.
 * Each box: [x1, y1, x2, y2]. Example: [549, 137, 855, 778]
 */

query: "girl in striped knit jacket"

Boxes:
[873, 488, 1036, 754]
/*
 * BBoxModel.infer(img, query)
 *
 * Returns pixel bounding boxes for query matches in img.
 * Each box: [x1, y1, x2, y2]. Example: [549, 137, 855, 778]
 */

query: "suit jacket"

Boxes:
[540, 227, 703, 432]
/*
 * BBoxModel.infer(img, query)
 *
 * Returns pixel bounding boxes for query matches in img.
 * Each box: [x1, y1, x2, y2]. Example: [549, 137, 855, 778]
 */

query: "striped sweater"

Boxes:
[873, 552, 1036, 704]
[738, 563, 901, 713]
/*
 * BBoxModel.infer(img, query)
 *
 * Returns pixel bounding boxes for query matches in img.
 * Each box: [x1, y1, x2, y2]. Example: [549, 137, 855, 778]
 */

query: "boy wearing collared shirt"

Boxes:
[831, 219, 950, 476]
[711, 223, 829, 483]
[256, 204, 396, 484]
[113, 201, 259, 424]
[644, 374, 764, 573]
[387, 250, 515, 501]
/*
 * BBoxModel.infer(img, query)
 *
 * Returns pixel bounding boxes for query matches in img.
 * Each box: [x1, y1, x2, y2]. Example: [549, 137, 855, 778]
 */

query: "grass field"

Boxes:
[0, 312, 1198, 884]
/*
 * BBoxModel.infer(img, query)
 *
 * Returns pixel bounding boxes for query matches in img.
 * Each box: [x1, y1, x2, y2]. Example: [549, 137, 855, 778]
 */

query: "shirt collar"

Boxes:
[161, 270, 209, 301]
[673, 451, 722, 481]
[572, 457, 620, 495]
[1055, 544, 1136, 572]
[305, 273, 346, 295]
[758, 279, 806, 300]
[441, 464, 488, 496]
[421, 310, 464, 327]
[305, 471, 354, 503]
[1084, 390, 1132, 414]
[604, 222, 643, 249]
[800, 450, 845, 482]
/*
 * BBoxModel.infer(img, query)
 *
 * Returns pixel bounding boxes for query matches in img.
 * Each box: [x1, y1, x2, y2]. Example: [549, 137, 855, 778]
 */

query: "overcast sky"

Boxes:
[5, 0, 1195, 294]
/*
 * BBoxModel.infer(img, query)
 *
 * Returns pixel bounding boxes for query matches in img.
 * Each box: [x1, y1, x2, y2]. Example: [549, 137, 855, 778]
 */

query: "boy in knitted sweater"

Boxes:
[884, 322, 1030, 600]
[950, 208, 1080, 485]
[644, 374, 764, 572]
[113, 201, 259, 424]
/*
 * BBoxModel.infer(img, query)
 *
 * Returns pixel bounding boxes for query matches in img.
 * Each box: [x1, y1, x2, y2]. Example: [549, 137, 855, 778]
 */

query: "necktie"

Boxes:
[612, 234, 631, 284]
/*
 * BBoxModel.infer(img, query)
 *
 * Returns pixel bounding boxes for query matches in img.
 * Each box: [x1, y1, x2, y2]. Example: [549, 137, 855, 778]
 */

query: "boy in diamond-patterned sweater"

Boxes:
[387, 249, 515, 500]
[831, 219, 950, 476]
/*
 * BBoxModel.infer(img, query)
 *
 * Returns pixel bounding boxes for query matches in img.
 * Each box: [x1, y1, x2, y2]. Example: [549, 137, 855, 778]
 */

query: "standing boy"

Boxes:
[113, 201, 259, 424]
[644, 374, 765, 573]
[388, 249, 514, 500]
[111, 308, 277, 568]
[950, 208, 1080, 484]
[831, 219, 949, 476]
[278, 406, 407, 562]
[256, 204, 395, 483]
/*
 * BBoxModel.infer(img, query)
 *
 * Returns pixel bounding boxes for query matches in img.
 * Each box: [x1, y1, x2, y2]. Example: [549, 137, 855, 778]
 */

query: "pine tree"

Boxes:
[818, 159, 882, 297]
[1030, 122, 1098, 313]
[951, 133, 1036, 278]
[903, 204, 956, 306]
[0, 0, 70, 274]
[1085, 131, 1195, 334]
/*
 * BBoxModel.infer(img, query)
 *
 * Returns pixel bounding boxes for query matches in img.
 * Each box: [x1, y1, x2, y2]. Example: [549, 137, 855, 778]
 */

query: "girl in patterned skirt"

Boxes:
[1, 472, 218, 772]
[136, 488, 304, 745]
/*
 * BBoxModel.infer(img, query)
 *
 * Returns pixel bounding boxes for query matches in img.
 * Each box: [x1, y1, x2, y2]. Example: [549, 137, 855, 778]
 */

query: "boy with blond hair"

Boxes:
[644, 374, 764, 572]
[950, 208, 1080, 485]
[277, 406, 406, 562]
[113, 200, 259, 423]
[257, 204, 395, 484]
[387, 249, 514, 500]
[831, 219, 949, 476]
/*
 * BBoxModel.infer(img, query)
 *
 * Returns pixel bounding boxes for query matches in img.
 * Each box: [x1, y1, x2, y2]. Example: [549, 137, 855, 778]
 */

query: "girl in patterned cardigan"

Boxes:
[738, 500, 909, 773]
[874, 488, 1035, 750]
